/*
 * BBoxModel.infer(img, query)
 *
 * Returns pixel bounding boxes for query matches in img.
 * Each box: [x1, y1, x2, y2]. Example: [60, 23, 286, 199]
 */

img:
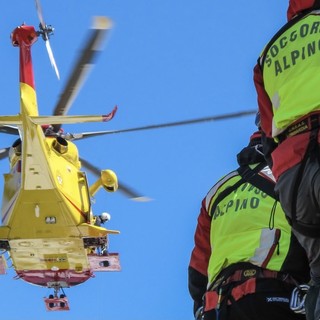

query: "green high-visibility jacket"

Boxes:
[261, 12, 320, 137]
[206, 165, 291, 285]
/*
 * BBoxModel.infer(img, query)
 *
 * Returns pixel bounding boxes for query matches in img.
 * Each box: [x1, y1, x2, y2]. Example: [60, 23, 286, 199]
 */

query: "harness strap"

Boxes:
[204, 278, 257, 311]
[204, 264, 297, 312]
[277, 112, 320, 143]
[209, 161, 275, 217]
[230, 278, 256, 304]
[240, 167, 276, 199]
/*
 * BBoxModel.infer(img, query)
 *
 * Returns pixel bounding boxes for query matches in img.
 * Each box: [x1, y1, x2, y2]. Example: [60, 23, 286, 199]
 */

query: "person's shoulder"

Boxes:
[205, 170, 239, 210]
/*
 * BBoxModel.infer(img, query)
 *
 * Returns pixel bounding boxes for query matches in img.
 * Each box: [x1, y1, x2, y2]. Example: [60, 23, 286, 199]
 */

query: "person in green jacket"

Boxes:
[253, 1, 320, 318]
[188, 129, 310, 319]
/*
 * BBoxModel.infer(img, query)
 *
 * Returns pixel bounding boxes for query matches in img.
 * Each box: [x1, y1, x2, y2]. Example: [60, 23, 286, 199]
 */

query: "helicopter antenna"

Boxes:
[35, 0, 60, 79]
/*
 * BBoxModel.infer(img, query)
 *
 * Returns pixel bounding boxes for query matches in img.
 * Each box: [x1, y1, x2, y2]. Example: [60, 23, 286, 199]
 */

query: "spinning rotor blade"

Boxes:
[45, 39, 60, 79]
[64, 110, 257, 140]
[35, 0, 60, 79]
[0, 125, 19, 135]
[35, 0, 45, 29]
[0, 148, 10, 160]
[52, 16, 113, 131]
[80, 158, 150, 202]
[101, 109, 257, 134]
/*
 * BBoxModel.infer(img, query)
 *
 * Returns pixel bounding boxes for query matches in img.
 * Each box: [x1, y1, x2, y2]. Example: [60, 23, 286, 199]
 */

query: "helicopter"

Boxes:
[0, 0, 257, 312]
[0, 2, 127, 311]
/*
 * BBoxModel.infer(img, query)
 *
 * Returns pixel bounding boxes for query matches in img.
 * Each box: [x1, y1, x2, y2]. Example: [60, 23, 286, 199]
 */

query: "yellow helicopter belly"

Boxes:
[9, 238, 89, 272]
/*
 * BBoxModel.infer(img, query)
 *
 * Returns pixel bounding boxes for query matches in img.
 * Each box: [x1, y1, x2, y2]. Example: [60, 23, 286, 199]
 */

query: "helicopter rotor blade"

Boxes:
[80, 157, 150, 201]
[103, 110, 256, 134]
[35, 0, 46, 29]
[63, 110, 257, 140]
[45, 39, 60, 79]
[52, 16, 113, 131]
[35, 0, 60, 79]
[0, 111, 255, 141]
[0, 125, 19, 135]
[0, 148, 10, 160]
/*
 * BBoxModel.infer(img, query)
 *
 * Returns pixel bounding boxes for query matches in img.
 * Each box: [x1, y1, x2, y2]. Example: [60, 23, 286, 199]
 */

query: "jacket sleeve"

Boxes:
[188, 198, 211, 315]
[253, 62, 278, 167]
[253, 62, 273, 139]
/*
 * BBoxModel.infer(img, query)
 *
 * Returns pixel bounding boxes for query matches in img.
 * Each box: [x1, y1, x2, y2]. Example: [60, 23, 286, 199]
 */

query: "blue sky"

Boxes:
[0, 1, 288, 319]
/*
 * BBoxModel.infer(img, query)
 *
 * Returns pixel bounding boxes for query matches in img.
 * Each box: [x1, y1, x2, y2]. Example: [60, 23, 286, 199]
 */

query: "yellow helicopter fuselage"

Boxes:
[0, 23, 119, 290]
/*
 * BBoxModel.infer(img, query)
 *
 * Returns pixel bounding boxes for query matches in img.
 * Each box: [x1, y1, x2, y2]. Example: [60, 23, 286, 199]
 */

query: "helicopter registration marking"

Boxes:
[41, 257, 67, 263]
[40, 254, 68, 268]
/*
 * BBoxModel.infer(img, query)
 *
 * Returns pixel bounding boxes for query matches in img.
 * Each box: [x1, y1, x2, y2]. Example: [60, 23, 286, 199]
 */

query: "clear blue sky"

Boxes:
[0, 1, 288, 319]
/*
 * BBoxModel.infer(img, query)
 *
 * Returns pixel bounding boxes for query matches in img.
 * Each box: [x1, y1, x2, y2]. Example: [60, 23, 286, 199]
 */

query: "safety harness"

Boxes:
[209, 161, 276, 217]
[206, 163, 285, 319]
[204, 262, 297, 320]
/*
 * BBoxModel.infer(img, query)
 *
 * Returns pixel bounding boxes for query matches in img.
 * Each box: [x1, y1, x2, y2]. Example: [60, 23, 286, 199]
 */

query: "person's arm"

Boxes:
[188, 198, 211, 315]
[253, 63, 278, 168]
[253, 63, 274, 139]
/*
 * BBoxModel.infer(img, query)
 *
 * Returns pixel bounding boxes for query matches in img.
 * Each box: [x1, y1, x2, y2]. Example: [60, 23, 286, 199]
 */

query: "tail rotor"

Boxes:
[35, 0, 60, 79]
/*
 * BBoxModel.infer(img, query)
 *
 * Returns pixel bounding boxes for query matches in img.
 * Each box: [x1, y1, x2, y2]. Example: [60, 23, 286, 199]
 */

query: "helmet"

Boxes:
[287, 0, 316, 20]
[100, 212, 111, 222]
